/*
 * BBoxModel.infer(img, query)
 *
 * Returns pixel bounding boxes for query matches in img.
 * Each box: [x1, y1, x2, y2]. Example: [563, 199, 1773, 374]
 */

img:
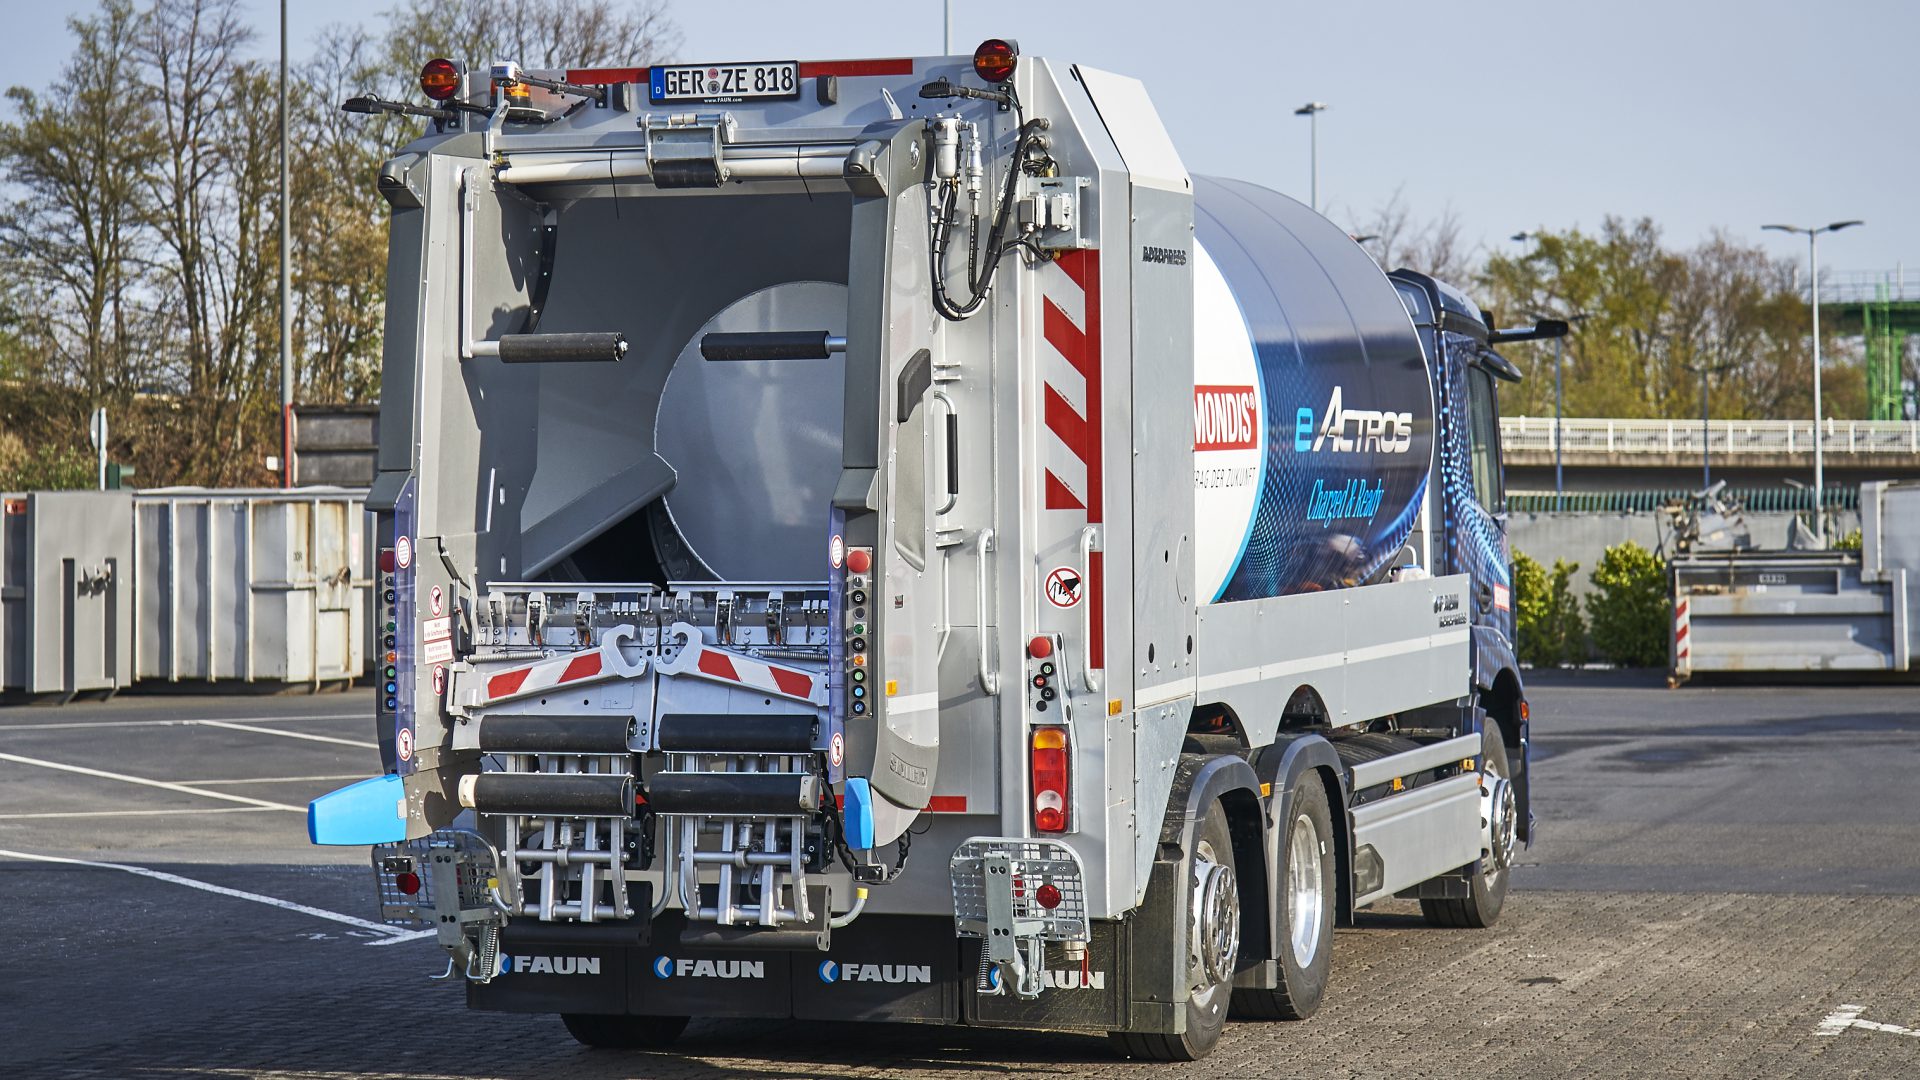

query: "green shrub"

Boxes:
[1586, 541, 1669, 668]
[0, 435, 95, 491]
[1833, 528, 1863, 552]
[1513, 549, 1587, 667]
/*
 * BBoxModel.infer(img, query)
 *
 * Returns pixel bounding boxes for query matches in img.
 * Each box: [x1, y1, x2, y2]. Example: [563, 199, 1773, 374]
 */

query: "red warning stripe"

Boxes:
[487, 667, 530, 701]
[697, 650, 739, 681]
[560, 652, 602, 684]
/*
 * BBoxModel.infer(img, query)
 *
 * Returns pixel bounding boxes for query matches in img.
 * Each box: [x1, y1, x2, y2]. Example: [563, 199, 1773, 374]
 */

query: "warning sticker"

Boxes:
[423, 638, 455, 665]
[395, 535, 413, 570]
[395, 726, 414, 762]
[828, 534, 845, 570]
[422, 616, 452, 643]
[1044, 566, 1084, 609]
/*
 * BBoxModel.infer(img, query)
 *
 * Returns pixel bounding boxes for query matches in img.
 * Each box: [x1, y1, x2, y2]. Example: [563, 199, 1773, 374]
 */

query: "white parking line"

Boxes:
[0, 713, 362, 732]
[197, 719, 377, 750]
[168, 774, 370, 787]
[0, 848, 408, 939]
[0, 807, 281, 820]
[0, 751, 303, 812]
[1817, 1004, 1920, 1038]
[365, 928, 438, 946]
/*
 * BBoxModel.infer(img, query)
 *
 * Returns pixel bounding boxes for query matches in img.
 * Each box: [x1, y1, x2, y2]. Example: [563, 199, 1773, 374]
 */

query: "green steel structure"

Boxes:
[1834, 278, 1920, 421]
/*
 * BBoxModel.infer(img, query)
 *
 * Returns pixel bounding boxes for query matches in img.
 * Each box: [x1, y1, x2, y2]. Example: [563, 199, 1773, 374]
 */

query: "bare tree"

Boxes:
[381, 0, 680, 74]
[138, 0, 284, 484]
[0, 0, 164, 406]
[1347, 187, 1475, 284]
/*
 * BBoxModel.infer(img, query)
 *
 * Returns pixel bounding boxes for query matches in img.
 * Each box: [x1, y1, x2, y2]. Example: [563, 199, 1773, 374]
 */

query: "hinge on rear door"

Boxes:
[643, 111, 738, 188]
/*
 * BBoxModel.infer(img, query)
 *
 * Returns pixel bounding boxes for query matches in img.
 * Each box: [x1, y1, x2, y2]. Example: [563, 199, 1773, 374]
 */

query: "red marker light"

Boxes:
[1027, 635, 1052, 659]
[395, 871, 422, 895]
[847, 548, 872, 574]
[1035, 882, 1062, 910]
[972, 39, 1017, 83]
[420, 58, 461, 101]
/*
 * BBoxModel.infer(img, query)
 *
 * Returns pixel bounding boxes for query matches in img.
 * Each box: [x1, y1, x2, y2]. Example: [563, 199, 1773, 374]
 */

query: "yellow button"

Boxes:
[885, 680, 898, 696]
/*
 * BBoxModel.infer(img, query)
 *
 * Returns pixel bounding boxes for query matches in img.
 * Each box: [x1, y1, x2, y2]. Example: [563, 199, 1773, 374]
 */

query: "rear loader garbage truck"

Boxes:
[310, 39, 1558, 1061]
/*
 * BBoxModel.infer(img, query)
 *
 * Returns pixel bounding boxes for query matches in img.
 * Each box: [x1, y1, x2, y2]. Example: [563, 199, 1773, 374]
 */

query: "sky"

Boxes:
[12, 0, 1917, 278]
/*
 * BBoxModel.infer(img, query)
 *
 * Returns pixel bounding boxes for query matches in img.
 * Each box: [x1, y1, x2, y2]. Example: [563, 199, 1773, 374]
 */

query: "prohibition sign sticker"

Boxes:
[429, 585, 444, 616]
[395, 535, 413, 570]
[432, 665, 446, 696]
[829, 731, 845, 768]
[1044, 566, 1084, 609]
[396, 726, 414, 762]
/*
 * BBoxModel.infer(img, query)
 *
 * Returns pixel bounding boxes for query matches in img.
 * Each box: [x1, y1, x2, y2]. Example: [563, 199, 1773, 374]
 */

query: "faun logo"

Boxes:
[502, 954, 601, 976]
[651, 956, 765, 980]
[1294, 386, 1414, 454]
[986, 966, 1108, 991]
[1141, 245, 1188, 265]
[818, 959, 935, 984]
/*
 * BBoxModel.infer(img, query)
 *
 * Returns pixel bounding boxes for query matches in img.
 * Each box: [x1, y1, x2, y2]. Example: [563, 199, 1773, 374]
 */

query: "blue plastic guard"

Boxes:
[308, 774, 408, 846]
[842, 777, 875, 850]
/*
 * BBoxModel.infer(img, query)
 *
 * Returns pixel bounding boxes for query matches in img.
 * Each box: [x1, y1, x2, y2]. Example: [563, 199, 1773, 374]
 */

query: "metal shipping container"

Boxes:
[0, 491, 135, 701]
[134, 489, 370, 687]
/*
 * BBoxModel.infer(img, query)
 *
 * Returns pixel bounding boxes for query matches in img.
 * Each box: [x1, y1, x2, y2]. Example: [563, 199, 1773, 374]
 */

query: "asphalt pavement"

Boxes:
[4, 673, 1919, 1078]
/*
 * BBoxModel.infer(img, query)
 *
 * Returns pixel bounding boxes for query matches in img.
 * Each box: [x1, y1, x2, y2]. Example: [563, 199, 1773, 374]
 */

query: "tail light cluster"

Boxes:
[1030, 726, 1070, 833]
[377, 547, 399, 712]
[843, 546, 872, 716]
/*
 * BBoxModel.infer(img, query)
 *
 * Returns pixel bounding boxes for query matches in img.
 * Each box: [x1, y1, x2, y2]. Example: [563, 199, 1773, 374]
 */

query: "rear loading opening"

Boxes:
[470, 188, 854, 586]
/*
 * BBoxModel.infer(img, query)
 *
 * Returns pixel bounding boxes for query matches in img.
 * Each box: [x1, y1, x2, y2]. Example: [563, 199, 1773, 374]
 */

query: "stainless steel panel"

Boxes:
[1350, 772, 1481, 907]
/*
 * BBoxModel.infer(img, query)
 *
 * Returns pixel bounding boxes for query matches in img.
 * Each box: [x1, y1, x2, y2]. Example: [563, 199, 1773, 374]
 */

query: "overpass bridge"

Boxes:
[1500, 416, 1920, 498]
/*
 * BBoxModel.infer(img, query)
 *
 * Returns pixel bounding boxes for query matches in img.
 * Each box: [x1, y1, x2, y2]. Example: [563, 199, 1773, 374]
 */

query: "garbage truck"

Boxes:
[310, 40, 1557, 1061]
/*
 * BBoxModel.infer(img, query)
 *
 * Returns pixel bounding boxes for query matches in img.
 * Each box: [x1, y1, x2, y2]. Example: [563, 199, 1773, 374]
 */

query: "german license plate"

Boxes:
[650, 61, 800, 104]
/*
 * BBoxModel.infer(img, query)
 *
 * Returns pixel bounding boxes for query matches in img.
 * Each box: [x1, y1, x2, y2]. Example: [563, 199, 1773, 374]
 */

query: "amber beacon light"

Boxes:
[972, 39, 1017, 83]
[419, 58, 461, 101]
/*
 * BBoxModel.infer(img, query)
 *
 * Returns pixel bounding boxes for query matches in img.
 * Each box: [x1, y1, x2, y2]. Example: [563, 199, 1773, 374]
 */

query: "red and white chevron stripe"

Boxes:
[662, 635, 827, 706]
[1037, 249, 1106, 671]
[485, 649, 612, 705]
[1674, 595, 1691, 672]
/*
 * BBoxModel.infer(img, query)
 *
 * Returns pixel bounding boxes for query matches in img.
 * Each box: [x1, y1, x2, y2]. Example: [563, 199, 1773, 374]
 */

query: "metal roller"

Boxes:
[655, 713, 816, 753]
[494, 332, 628, 363]
[474, 714, 636, 754]
[646, 772, 822, 816]
[458, 772, 635, 817]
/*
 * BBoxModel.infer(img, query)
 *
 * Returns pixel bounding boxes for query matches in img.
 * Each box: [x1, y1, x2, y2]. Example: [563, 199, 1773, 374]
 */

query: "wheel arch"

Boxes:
[1480, 666, 1531, 842]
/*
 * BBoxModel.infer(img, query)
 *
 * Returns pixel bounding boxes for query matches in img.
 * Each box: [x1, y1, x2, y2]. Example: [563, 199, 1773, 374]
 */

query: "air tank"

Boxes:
[1190, 176, 1435, 603]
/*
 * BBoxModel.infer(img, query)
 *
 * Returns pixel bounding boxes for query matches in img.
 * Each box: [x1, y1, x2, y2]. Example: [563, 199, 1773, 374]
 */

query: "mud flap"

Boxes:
[964, 919, 1132, 1032]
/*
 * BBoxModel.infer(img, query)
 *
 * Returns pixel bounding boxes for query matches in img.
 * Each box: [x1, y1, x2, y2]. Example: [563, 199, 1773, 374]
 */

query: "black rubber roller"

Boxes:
[656, 713, 816, 753]
[699, 331, 835, 361]
[460, 772, 635, 817]
[496, 332, 628, 363]
[647, 772, 822, 816]
[476, 715, 635, 754]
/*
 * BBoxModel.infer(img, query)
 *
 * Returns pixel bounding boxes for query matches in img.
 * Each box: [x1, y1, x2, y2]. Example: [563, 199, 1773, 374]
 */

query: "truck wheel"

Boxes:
[561, 1013, 689, 1049]
[1231, 776, 1334, 1020]
[1420, 727, 1513, 928]
[1109, 797, 1240, 1062]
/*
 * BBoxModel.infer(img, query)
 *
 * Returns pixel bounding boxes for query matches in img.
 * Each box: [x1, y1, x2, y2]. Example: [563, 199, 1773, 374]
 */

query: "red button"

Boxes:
[846, 548, 872, 574]
[1028, 635, 1053, 659]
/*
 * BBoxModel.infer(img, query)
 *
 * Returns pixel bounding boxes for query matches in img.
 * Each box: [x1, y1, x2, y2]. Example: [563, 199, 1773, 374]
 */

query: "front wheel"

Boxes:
[561, 1013, 689, 1049]
[1420, 726, 1514, 928]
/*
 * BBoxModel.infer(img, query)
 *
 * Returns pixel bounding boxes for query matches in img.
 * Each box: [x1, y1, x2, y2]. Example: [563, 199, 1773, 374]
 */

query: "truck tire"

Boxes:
[1109, 797, 1240, 1062]
[1420, 727, 1513, 928]
[561, 1013, 689, 1049]
[1231, 776, 1335, 1020]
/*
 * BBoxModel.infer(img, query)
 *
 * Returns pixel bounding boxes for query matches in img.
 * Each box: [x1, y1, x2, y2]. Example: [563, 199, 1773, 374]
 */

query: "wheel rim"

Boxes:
[1481, 754, 1517, 879]
[1287, 812, 1325, 967]
[1189, 838, 1240, 1005]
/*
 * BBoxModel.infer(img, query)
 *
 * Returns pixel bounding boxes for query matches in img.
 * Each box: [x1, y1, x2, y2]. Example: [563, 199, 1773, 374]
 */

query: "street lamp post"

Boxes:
[279, 0, 291, 489]
[1762, 220, 1864, 543]
[1293, 102, 1326, 211]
